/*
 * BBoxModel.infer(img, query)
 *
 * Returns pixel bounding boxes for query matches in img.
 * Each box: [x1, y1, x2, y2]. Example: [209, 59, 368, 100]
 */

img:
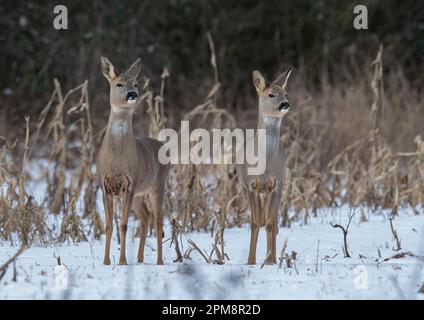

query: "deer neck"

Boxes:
[257, 113, 282, 159]
[104, 106, 136, 148]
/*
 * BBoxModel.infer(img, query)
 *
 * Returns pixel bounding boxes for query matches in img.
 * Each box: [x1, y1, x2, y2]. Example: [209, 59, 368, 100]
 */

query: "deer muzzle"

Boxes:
[278, 101, 290, 112]
[126, 91, 138, 104]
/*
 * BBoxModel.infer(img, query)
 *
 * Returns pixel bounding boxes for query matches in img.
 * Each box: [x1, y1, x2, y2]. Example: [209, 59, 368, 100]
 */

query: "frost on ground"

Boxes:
[0, 208, 423, 300]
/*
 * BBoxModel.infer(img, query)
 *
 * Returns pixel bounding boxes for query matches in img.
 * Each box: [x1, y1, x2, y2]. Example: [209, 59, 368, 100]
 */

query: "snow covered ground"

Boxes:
[1, 207, 423, 300]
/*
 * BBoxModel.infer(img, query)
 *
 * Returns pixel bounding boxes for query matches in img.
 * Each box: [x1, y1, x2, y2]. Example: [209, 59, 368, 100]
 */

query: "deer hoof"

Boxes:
[118, 258, 128, 265]
[103, 258, 111, 265]
[264, 258, 276, 265]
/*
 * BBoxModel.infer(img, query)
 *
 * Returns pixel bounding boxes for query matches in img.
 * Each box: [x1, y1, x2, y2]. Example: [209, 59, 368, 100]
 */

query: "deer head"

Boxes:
[101, 57, 142, 110]
[252, 69, 292, 117]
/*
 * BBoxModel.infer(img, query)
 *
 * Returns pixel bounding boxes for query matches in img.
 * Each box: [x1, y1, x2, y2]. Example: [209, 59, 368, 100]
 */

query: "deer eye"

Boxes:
[268, 93, 275, 98]
[134, 83, 138, 88]
[116, 83, 123, 87]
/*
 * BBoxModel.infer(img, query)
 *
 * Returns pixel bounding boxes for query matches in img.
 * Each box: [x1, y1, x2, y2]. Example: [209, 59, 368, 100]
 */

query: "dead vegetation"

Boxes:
[389, 216, 402, 252]
[0, 244, 27, 283]
[330, 208, 358, 258]
[0, 45, 422, 261]
[0, 119, 48, 245]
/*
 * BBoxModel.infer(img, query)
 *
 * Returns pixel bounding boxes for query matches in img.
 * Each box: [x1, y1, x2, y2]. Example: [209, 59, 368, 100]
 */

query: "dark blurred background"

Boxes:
[0, 0, 423, 159]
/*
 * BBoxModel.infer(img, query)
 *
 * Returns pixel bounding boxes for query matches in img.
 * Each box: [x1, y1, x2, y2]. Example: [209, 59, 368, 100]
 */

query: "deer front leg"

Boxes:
[266, 215, 279, 264]
[264, 190, 278, 265]
[273, 186, 283, 263]
[102, 193, 114, 265]
[119, 191, 134, 265]
[272, 214, 278, 263]
[248, 191, 260, 265]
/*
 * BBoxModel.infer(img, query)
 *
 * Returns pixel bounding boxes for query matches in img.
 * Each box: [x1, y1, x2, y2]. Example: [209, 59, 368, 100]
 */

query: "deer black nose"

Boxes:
[126, 91, 138, 100]
[279, 101, 290, 111]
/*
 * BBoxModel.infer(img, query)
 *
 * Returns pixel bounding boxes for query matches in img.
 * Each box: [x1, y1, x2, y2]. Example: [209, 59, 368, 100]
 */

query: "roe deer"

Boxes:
[97, 57, 169, 265]
[237, 68, 292, 265]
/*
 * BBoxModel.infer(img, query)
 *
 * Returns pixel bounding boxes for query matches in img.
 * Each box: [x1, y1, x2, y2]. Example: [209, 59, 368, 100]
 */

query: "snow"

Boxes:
[1, 207, 423, 299]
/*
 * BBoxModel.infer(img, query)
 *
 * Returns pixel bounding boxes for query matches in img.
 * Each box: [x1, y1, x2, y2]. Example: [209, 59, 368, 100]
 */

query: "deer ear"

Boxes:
[101, 56, 117, 81]
[126, 58, 142, 79]
[273, 68, 292, 90]
[252, 70, 266, 94]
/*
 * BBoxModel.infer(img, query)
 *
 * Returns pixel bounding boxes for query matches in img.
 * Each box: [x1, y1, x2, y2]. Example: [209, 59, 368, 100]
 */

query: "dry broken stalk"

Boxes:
[0, 244, 27, 282]
[389, 216, 402, 251]
[278, 237, 289, 269]
[170, 218, 184, 262]
[187, 239, 211, 263]
[331, 209, 358, 258]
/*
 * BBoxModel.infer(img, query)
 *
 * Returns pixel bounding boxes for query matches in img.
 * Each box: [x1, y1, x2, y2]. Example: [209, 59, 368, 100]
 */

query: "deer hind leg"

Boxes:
[248, 191, 260, 265]
[119, 191, 134, 265]
[131, 198, 151, 263]
[102, 193, 114, 265]
[149, 188, 165, 265]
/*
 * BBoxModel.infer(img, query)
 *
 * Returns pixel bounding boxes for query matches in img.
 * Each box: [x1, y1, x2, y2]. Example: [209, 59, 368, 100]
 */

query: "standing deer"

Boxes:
[237, 69, 292, 265]
[97, 57, 169, 265]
